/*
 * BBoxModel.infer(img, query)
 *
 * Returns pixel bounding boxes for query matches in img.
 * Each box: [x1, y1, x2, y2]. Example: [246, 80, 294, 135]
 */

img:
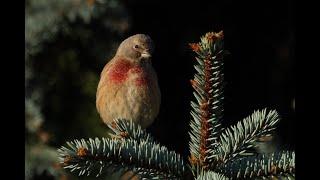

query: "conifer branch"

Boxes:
[196, 170, 229, 180]
[215, 109, 280, 165]
[188, 31, 225, 170]
[107, 119, 155, 143]
[220, 151, 295, 179]
[58, 137, 185, 179]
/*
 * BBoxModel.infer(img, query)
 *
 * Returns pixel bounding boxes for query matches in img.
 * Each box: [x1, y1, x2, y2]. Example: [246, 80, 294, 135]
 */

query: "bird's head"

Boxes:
[116, 34, 155, 63]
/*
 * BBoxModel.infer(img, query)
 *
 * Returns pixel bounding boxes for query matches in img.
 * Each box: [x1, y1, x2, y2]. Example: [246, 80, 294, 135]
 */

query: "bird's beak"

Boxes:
[141, 51, 152, 59]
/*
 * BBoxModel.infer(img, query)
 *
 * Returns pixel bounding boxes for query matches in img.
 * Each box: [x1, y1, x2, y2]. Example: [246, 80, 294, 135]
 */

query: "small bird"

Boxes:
[96, 34, 161, 129]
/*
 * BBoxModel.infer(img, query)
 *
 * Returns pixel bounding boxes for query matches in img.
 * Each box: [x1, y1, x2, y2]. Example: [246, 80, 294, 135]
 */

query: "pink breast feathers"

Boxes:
[108, 59, 149, 87]
[108, 59, 133, 84]
[131, 66, 149, 87]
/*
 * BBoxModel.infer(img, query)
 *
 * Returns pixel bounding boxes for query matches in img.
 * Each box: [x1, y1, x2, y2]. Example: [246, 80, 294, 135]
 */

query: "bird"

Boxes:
[96, 34, 161, 129]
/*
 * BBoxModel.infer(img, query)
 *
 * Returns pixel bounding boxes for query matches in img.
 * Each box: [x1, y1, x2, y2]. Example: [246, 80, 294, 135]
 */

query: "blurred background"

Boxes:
[25, 0, 294, 179]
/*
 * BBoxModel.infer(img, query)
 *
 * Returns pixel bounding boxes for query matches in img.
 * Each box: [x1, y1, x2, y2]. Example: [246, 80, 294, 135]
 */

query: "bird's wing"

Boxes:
[96, 59, 114, 114]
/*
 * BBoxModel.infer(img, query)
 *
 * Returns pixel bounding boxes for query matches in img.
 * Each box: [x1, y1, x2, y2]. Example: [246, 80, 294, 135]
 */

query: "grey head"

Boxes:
[116, 34, 155, 62]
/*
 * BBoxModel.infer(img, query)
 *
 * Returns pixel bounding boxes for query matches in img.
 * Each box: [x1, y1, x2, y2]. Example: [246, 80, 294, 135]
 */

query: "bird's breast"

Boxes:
[108, 59, 132, 84]
[108, 59, 150, 87]
[128, 66, 150, 87]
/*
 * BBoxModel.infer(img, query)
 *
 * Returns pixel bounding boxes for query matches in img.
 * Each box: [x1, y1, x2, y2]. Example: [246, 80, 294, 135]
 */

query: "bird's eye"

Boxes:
[134, 45, 139, 49]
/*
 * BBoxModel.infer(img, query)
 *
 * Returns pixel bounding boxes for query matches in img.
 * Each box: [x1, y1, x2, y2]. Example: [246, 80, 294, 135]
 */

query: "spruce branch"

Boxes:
[215, 109, 280, 165]
[196, 170, 229, 180]
[58, 137, 185, 179]
[220, 151, 295, 179]
[107, 119, 155, 143]
[188, 31, 225, 170]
